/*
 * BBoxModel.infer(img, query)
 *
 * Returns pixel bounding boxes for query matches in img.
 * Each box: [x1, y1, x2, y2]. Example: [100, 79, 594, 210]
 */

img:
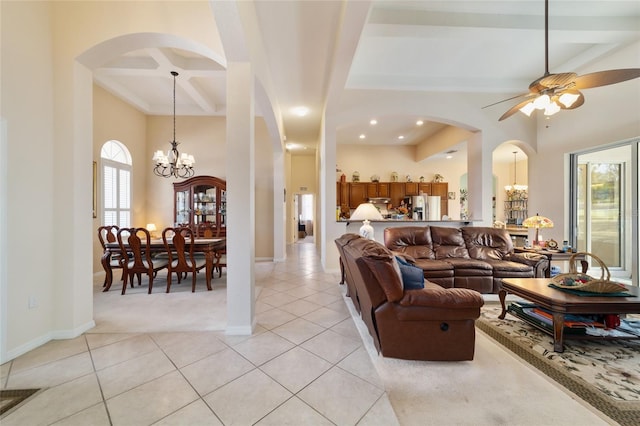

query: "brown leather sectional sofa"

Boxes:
[384, 226, 549, 294]
[335, 234, 484, 361]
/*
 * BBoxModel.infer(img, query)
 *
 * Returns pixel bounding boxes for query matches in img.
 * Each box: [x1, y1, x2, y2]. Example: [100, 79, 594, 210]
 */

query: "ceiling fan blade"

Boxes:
[499, 98, 536, 121]
[573, 69, 640, 89]
[482, 92, 530, 109]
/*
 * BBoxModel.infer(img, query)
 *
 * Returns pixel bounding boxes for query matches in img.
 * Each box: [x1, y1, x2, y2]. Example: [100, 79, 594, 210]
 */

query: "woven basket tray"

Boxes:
[550, 252, 626, 293]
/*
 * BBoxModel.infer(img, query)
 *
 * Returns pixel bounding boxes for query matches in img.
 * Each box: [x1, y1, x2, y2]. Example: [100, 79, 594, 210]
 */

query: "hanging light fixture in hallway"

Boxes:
[152, 71, 195, 178]
[504, 151, 528, 192]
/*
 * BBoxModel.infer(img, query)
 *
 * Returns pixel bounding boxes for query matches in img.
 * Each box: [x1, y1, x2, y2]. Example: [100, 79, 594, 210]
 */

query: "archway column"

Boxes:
[225, 61, 255, 334]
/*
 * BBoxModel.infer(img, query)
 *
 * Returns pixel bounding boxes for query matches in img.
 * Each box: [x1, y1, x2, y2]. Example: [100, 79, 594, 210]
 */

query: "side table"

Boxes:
[514, 248, 588, 278]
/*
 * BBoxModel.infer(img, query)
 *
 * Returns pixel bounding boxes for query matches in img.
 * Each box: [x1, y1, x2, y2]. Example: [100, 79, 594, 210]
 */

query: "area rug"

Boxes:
[477, 304, 640, 426]
[0, 389, 41, 417]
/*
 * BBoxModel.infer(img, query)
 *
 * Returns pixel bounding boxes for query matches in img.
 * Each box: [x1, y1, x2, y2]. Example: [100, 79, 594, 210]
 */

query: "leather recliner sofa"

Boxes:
[335, 234, 484, 361]
[384, 226, 549, 294]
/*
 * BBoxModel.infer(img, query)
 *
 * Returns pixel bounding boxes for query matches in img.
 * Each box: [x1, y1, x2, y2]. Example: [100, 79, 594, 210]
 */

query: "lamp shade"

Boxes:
[146, 223, 157, 232]
[522, 215, 554, 229]
[523, 214, 553, 245]
[350, 203, 383, 221]
[351, 203, 383, 240]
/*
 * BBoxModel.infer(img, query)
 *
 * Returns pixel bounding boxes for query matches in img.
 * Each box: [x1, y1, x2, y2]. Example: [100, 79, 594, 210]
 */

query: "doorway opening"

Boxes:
[295, 193, 314, 243]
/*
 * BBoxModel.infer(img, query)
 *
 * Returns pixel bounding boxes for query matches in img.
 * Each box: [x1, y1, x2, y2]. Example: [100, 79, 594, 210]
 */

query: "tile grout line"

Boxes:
[83, 334, 114, 426]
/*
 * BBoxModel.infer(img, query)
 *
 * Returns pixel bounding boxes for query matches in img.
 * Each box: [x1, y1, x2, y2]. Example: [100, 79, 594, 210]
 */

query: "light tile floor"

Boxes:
[0, 240, 397, 425]
[1, 238, 617, 425]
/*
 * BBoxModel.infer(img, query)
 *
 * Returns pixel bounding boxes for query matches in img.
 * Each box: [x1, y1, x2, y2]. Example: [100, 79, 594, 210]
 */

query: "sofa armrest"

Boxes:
[399, 287, 484, 309]
[507, 252, 549, 277]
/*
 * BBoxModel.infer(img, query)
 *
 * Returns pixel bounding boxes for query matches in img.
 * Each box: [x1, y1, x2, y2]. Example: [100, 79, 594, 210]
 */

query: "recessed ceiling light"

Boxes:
[291, 106, 309, 117]
[286, 142, 305, 150]
[446, 155, 453, 159]
[370, 119, 377, 125]
[416, 120, 424, 126]
[398, 135, 404, 140]
[359, 134, 366, 139]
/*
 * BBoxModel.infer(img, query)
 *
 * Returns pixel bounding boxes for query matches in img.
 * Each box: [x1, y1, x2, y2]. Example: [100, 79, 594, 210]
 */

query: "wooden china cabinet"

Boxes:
[173, 175, 226, 236]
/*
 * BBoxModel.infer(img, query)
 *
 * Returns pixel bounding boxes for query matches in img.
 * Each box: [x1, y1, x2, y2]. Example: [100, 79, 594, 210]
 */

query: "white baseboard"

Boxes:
[52, 320, 96, 339]
[2, 320, 96, 363]
[225, 317, 257, 335]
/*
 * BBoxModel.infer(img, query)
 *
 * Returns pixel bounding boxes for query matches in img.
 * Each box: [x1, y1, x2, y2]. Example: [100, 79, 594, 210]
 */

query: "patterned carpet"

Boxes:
[477, 304, 640, 426]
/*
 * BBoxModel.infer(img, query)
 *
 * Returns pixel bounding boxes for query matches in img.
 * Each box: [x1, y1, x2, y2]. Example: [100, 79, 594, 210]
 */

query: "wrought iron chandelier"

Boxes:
[152, 71, 195, 178]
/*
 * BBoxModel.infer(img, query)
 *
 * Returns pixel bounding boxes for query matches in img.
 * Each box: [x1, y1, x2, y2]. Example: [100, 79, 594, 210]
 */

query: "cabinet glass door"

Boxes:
[176, 190, 190, 225]
[220, 189, 226, 231]
[194, 185, 217, 225]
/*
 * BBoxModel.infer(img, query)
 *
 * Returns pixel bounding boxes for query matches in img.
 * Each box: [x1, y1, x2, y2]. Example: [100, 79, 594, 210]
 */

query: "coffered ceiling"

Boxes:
[93, 1, 640, 162]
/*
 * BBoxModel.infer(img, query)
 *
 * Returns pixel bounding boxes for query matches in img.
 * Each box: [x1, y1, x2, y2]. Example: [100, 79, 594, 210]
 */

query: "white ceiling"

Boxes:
[93, 1, 640, 163]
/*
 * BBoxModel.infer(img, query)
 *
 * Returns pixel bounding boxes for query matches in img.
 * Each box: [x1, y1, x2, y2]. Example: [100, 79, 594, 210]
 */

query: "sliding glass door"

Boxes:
[571, 141, 638, 286]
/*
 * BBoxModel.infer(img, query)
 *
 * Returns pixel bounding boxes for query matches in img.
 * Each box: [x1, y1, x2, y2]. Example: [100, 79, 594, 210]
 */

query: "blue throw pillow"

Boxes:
[395, 256, 425, 290]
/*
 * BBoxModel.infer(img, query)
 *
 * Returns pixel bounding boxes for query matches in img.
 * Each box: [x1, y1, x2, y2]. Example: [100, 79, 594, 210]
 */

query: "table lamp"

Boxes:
[522, 213, 553, 246]
[146, 223, 158, 238]
[350, 203, 383, 240]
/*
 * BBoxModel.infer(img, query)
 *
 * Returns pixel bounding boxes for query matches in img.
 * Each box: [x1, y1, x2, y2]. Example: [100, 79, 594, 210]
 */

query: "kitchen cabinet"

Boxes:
[336, 182, 348, 208]
[377, 183, 390, 197]
[348, 183, 367, 208]
[366, 182, 390, 198]
[366, 183, 378, 198]
[389, 182, 406, 208]
[405, 182, 419, 195]
[418, 183, 432, 195]
[174, 175, 226, 236]
[336, 181, 448, 216]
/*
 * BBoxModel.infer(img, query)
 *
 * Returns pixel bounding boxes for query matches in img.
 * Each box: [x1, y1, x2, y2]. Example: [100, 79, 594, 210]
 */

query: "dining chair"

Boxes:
[162, 227, 207, 292]
[197, 222, 216, 238]
[214, 227, 227, 278]
[98, 225, 126, 287]
[117, 227, 168, 295]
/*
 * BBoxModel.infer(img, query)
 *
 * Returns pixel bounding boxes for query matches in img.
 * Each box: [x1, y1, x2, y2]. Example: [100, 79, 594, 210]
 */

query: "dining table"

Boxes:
[102, 237, 226, 292]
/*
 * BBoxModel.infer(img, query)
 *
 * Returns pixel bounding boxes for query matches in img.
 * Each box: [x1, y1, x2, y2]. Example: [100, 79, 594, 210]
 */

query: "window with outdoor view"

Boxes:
[100, 140, 132, 228]
[571, 140, 638, 286]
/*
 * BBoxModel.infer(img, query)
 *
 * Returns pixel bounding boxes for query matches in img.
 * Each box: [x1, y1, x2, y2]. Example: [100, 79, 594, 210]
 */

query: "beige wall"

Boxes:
[291, 154, 317, 194]
[92, 85, 147, 272]
[1, 0, 56, 354]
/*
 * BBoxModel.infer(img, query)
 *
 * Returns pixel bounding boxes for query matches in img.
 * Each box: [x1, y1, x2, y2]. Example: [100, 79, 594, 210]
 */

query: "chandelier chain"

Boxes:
[152, 71, 195, 179]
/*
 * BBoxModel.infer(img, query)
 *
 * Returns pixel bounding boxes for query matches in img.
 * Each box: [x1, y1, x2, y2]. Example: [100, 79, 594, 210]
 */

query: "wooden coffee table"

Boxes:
[499, 278, 640, 352]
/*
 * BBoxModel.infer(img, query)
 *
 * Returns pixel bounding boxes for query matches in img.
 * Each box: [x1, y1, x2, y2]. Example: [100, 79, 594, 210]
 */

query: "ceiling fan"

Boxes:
[486, 0, 640, 121]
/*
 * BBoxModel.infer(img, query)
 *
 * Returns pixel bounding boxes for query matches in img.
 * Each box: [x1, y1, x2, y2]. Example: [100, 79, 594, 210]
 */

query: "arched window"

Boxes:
[100, 140, 132, 227]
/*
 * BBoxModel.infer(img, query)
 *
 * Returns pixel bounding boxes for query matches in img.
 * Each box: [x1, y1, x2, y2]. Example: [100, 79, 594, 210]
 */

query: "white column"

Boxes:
[273, 151, 286, 262]
[225, 62, 255, 335]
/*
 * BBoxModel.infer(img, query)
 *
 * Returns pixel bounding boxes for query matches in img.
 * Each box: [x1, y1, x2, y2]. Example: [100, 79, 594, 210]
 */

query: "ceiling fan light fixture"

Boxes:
[558, 92, 580, 108]
[519, 102, 536, 116]
[533, 94, 551, 110]
[544, 101, 561, 116]
[488, 0, 640, 121]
